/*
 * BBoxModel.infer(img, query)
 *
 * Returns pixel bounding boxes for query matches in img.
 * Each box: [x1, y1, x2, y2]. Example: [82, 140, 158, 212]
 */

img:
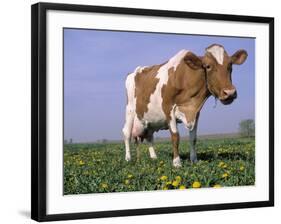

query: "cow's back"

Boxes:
[125, 50, 190, 136]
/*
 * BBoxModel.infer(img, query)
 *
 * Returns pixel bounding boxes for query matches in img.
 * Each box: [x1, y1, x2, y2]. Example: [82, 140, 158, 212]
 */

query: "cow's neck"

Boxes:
[173, 62, 211, 124]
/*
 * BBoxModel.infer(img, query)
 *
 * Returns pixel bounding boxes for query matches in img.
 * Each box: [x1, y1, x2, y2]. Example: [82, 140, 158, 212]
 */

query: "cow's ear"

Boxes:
[231, 50, 248, 65]
[184, 52, 203, 70]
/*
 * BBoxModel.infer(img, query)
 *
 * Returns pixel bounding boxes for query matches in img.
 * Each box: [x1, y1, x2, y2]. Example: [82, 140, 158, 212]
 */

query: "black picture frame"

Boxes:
[31, 2, 274, 222]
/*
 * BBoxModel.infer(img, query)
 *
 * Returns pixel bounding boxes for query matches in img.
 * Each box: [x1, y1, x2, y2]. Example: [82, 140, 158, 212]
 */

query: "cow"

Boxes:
[122, 44, 248, 167]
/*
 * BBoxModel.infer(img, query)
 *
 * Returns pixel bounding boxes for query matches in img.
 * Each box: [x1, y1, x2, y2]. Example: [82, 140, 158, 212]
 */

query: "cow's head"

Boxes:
[201, 44, 248, 105]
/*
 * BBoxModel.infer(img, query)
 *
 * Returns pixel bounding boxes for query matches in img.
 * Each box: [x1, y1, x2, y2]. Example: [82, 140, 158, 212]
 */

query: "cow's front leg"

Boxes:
[189, 118, 198, 163]
[169, 118, 181, 167]
[171, 132, 181, 167]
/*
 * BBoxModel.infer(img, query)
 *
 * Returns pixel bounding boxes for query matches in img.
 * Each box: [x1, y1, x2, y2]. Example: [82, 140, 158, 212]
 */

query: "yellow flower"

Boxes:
[218, 162, 225, 168]
[192, 181, 201, 188]
[127, 174, 134, 179]
[160, 175, 168, 181]
[166, 181, 172, 186]
[163, 186, 168, 190]
[175, 176, 182, 182]
[159, 161, 164, 166]
[222, 164, 228, 169]
[179, 185, 186, 190]
[101, 183, 108, 189]
[239, 166, 245, 171]
[222, 172, 229, 178]
[124, 179, 130, 185]
[213, 184, 222, 188]
[79, 160, 85, 165]
[172, 180, 180, 187]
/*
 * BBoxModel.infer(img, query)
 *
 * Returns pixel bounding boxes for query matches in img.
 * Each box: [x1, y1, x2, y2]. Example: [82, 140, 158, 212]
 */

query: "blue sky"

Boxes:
[64, 28, 255, 142]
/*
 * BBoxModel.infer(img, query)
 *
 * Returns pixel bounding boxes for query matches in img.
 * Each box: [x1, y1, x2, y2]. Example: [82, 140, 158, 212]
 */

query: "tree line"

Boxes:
[239, 119, 255, 137]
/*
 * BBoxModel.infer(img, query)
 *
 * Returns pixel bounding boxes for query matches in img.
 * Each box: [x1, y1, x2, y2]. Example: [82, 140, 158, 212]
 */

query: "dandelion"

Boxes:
[172, 180, 180, 187]
[222, 172, 229, 178]
[239, 166, 245, 171]
[179, 185, 186, 190]
[79, 160, 85, 165]
[175, 176, 182, 182]
[160, 175, 168, 181]
[124, 179, 130, 185]
[101, 183, 108, 189]
[162, 186, 168, 190]
[127, 174, 134, 179]
[192, 181, 201, 188]
[218, 162, 225, 168]
[159, 161, 164, 166]
[165, 181, 172, 186]
[213, 184, 222, 188]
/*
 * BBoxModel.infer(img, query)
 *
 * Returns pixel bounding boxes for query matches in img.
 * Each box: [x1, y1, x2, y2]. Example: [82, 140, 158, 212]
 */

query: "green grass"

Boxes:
[63, 137, 255, 194]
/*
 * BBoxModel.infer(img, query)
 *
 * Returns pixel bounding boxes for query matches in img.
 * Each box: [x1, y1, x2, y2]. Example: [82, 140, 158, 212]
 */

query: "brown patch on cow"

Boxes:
[161, 56, 209, 125]
[134, 64, 164, 119]
[170, 131, 180, 159]
[160, 67, 178, 121]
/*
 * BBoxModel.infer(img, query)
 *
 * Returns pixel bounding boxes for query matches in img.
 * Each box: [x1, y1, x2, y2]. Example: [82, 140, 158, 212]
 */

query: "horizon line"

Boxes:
[64, 132, 256, 144]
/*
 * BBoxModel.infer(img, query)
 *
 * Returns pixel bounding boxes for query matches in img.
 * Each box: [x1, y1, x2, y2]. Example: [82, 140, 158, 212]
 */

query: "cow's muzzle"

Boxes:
[219, 88, 237, 105]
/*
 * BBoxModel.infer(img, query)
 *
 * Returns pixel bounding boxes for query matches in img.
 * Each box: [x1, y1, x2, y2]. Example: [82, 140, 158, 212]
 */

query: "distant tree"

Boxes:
[239, 119, 255, 137]
[101, 139, 108, 144]
[64, 139, 68, 144]
[69, 138, 73, 144]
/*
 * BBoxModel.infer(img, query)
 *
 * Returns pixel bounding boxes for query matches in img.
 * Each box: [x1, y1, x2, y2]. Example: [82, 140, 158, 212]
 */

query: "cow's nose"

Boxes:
[222, 88, 237, 99]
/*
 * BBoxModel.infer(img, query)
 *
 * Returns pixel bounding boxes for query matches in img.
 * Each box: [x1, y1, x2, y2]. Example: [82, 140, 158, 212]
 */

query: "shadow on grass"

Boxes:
[161, 151, 252, 161]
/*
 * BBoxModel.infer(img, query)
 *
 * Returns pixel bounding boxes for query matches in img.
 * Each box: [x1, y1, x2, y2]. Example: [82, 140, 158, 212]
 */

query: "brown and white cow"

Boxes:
[122, 44, 247, 167]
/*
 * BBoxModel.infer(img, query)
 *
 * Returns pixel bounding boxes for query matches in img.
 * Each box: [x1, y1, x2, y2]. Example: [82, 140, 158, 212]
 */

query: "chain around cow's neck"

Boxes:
[213, 97, 218, 108]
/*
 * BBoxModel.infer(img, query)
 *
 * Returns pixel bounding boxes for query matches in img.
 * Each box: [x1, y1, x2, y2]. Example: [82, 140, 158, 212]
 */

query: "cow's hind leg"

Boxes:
[122, 107, 135, 161]
[146, 132, 157, 159]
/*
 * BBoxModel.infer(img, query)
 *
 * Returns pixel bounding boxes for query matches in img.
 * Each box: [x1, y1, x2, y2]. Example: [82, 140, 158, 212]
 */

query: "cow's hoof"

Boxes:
[190, 155, 198, 164]
[173, 156, 181, 168]
[191, 159, 198, 164]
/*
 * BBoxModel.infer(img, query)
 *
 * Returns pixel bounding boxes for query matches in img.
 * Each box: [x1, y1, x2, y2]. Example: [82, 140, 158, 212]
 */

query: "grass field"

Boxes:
[63, 137, 255, 195]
